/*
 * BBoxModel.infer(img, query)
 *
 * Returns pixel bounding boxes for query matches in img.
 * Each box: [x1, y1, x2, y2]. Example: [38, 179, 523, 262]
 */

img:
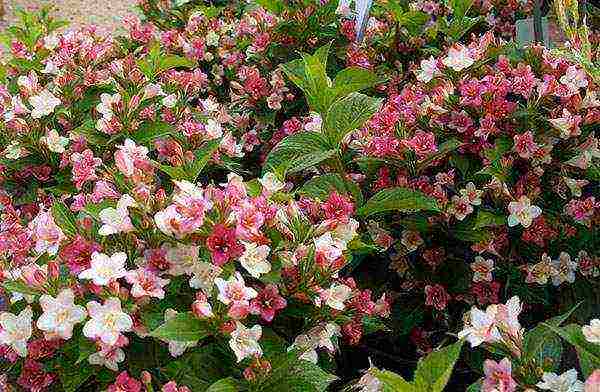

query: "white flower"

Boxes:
[582, 319, 600, 344]
[3, 141, 24, 160]
[83, 297, 133, 346]
[88, 342, 125, 371]
[29, 89, 61, 119]
[37, 289, 87, 340]
[442, 44, 474, 72]
[78, 251, 128, 286]
[162, 309, 198, 357]
[336, 0, 352, 16]
[229, 322, 262, 362]
[0, 307, 33, 357]
[416, 56, 440, 83]
[507, 196, 542, 228]
[40, 129, 69, 153]
[458, 307, 501, 347]
[559, 65, 588, 95]
[536, 369, 584, 392]
[205, 31, 220, 47]
[96, 93, 121, 119]
[43, 34, 60, 50]
[288, 323, 341, 363]
[205, 119, 223, 139]
[41, 60, 59, 75]
[189, 262, 222, 293]
[239, 242, 271, 278]
[314, 232, 346, 263]
[98, 194, 137, 236]
[162, 94, 178, 108]
[319, 284, 352, 310]
[258, 172, 285, 194]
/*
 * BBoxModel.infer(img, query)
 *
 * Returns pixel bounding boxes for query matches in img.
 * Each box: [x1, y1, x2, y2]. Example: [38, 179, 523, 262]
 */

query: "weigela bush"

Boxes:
[0, 0, 598, 391]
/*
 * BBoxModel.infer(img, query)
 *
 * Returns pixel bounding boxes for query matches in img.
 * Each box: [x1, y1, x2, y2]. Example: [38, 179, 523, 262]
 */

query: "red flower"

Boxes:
[322, 192, 354, 222]
[17, 360, 55, 392]
[424, 284, 450, 311]
[108, 371, 142, 392]
[59, 235, 102, 275]
[250, 284, 287, 322]
[206, 224, 244, 266]
[471, 281, 501, 306]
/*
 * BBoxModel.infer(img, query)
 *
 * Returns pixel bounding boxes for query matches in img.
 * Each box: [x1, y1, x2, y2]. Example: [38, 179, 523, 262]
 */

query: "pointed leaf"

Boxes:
[358, 187, 441, 217]
[373, 369, 416, 392]
[263, 131, 332, 177]
[413, 339, 464, 392]
[206, 377, 240, 392]
[323, 92, 382, 146]
[51, 201, 78, 237]
[543, 323, 600, 377]
[150, 312, 210, 342]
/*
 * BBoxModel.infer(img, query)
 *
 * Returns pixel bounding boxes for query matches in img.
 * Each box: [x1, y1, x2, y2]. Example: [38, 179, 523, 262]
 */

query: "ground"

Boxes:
[0, 0, 134, 31]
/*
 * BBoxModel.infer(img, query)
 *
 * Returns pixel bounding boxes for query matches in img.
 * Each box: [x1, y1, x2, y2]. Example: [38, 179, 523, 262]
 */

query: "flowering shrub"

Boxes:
[0, 0, 599, 391]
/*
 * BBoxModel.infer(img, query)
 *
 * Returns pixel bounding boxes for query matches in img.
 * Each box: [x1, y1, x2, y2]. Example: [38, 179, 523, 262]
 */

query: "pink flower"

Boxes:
[71, 149, 102, 190]
[215, 272, 258, 319]
[125, 268, 170, 299]
[402, 131, 438, 158]
[114, 138, 151, 177]
[424, 284, 450, 311]
[28, 210, 65, 256]
[250, 284, 287, 322]
[585, 370, 600, 392]
[513, 131, 538, 159]
[483, 358, 516, 392]
[108, 371, 142, 392]
[322, 192, 354, 223]
[162, 381, 191, 392]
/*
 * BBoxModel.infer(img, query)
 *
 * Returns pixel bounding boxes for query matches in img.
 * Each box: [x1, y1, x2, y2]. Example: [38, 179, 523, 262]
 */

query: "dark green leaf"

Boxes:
[358, 187, 441, 217]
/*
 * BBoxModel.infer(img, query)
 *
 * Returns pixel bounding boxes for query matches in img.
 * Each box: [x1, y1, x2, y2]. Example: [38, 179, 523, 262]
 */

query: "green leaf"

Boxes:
[416, 138, 463, 172]
[413, 339, 464, 392]
[323, 92, 383, 146]
[330, 67, 380, 102]
[297, 173, 363, 206]
[186, 139, 221, 182]
[255, 0, 287, 14]
[261, 353, 337, 392]
[523, 303, 581, 371]
[51, 201, 78, 237]
[263, 131, 332, 177]
[131, 121, 174, 145]
[373, 370, 416, 392]
[2, 280, 40, 296]
[206, 377, 240, 392]
[157, 55, 195, 73]
[472, 210, 506, 230]
[150, 312, 210, 342]
[358, 187, 441, 217]
[447, 0, 474, 18]
[543, 323, 600, 377]
[59, 338, 94, 392]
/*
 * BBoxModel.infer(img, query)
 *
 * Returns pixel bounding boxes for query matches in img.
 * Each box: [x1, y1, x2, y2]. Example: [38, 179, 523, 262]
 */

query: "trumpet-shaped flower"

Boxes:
[79, 251, 128, 286]
[37, 289, 87, 340]
[83, 297, 133, 346]
[0, 306, 33, 357]
[29, 89, 61, 119]
[98, 194, 137, 236]
[507, 196, 542, 228]
[239, 242, 271, 278]
[229, 322, 262, 362]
